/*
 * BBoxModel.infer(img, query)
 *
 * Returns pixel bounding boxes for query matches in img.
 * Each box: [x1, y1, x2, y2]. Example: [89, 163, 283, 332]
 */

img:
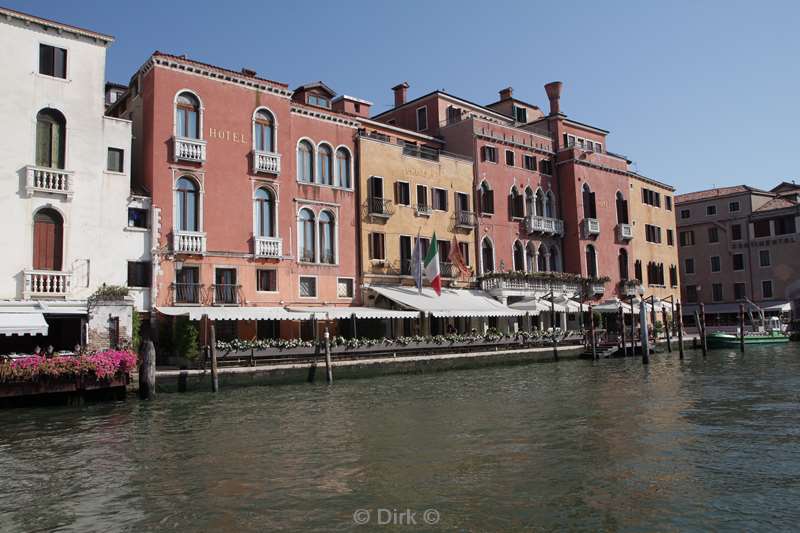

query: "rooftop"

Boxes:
[753, 197, 797, 212]
[152, 51, 289, 90]
[0, 6, 114, 43]
[675, 185, 770, 204]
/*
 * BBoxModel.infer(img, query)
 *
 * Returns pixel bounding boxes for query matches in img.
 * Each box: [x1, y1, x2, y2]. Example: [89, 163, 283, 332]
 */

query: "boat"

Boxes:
[706, 330, 789, 348]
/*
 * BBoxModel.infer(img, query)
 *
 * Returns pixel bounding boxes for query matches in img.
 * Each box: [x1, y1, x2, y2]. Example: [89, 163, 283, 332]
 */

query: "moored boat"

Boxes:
[706, 330, 789, 349]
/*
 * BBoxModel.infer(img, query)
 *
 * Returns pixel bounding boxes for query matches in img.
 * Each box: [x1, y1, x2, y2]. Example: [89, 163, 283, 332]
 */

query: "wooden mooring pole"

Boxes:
[619, 306, 627, 357]
[589, 304, 597, 360]
[640, 301, 650, 365]
[209, 319, 219, 392]
[324, 328, 333, 384]
[739, 303, 745, 353]
[699, 302, 708, 357]
[551, 297, 558, 361]
[663, 307, 671, 353]
[138, 337, 156, 400]
[676, 303, 684, 360]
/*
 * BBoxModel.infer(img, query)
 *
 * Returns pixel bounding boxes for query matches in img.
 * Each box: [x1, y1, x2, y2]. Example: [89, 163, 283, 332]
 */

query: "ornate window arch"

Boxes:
[586, 244, 598, 278]
[319, 209, 336, 264]
[549, 245, 560, 272]
[524, 186, 535, 216]
[335, 146, 352, 188]
[537, 243, 548, 272]
[298, 207, 316, 262]
[513, 240, 525, 272]
[480, 236, 495, 274]
[525, 241, 537, 272]
[615, 190, 629, 224]
[35, 108, 66, 169]
[583, 183, 596, 219]
[546, 190, 557, 218]
[535, 188, 545, 217]
[175, 176, 201, 232]
[175, 90, 202, 139]
[618, 248, 629, 280]
[253, 107, 276, 153]
[317, 142, 333, 185]
[297, 138, 314, 183]
[254, 186, 276, 238]
[478, 180, 494, 214]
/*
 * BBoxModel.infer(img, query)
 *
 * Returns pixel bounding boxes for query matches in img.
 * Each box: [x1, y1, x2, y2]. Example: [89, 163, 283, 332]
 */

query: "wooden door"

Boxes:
[33, 209, 63, 270]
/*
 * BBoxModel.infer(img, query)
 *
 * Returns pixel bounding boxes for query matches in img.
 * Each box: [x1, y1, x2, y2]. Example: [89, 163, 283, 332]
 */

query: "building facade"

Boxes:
[0, 8, 148, 352]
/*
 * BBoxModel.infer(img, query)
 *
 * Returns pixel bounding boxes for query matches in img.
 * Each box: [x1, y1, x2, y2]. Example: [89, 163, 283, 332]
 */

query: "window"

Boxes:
[646, 262, 665, 286]
[679, 230, 695, 246]
[645, 224, 662, 243]
[706, 205, 717, 216]
[317, 144, 333, 185]
[336, 148, 351, 188]
[634, 259, 643, 281]
[514, 106, 527, 123]
[337, 278, 354, 298]
[775, 215, 796, 235]
[585, 245, 598, 278]
[753, 220, 771, 238]
[708, 227, 719, 243]
[512, 241, 525, 272]
[618, 249, 628, 280]
[481, 237, 494, 274]
[669, 265, 678, 287]
[400, 235, 412, 274]
[505, 150, 515, 166]
[582, 184, 597, 219]
[36, 108, 66, 169]
[175, 266, 200, 304]
[732, 253, 745, 271]
[432, 188, 448, 211]
[297, 140, 314, 183]
[416, 106, 428, 131]
[759, 249, 771, 267]
[712, 283, 723, 302]
[109, 316, 120, 349]
[665, 196, 673, 211]
[369, 232, 385, 260]
[509, 187, 524, 218]
[257, 269, 277, 292]
[127, 261, 151, 288]
[616, 192, 629, 224]
[128, 208, 148, 228]
[523, 155, 536, 171]
[459, 242, 470, 266]
[254, 109, 275, 152]
[710, 256, 721, 272]
[680, 209, 691, 219]
[214, 268, 237, 304]
[395, 182, 410, 206]
[298, 209, 315, 262]
[684, 258, 695, 274]
[642, 188, 661, 207]
[667, 229, 674, 246]
[416, 184, 428, 209]
[539, 160, 553, 174]
[456, 192, 470, 215]
[734, 283, 746, 300]
[254, 188, 275, 238]
[176, 177, 200, 232]
[482, 146, 498, 163]
[686, 285, 699, 303]
[729, 201, 740, 212]
[478, 182, 494, 214]
[307, 94, 330, 108]
[175, 92, 200, 139]
[731, 224, 743, 241]
[39, 44, 67, 78]
[107, 148, 124, 172]
[762, 280, 773, 299]
[319, 211, 335, 264]
[299, 276, 317, 297]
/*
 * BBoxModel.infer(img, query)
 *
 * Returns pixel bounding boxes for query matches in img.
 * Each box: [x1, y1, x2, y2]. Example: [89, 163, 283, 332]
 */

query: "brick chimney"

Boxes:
[544, 81, 563, 115]
[499, 86, 513, 100]
[392, 82, 409, 107]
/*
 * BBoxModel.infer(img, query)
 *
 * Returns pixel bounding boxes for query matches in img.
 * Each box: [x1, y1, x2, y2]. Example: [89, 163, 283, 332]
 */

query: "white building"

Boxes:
[0, 7, 151, 353]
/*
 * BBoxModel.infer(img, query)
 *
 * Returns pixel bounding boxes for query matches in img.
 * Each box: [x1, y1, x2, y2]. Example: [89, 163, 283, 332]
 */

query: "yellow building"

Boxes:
[628, 173, 680, 303]
[357, 121, 475, 295]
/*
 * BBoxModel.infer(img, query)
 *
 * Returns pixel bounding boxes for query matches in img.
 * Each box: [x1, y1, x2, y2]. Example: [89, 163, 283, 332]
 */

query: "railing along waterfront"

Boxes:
[173, 137, 207, 163]
[255, 236, 282, 258]
[24, 270, 71, 297]
[25, 165, 74, 197]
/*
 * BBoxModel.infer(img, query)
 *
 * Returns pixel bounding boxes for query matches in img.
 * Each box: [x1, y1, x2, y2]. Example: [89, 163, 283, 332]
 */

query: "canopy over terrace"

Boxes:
[288, 307, 419, 320]
[681, 301, 791, 315]
[509, 297, 582, 314]
[156, 306, 313, 321]
[369, 286, 525, 318]
[0, 312, 49, 336]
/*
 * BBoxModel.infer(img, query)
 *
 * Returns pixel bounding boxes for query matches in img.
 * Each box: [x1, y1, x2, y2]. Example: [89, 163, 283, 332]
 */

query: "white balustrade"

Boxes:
[173, 137, 207, 163]
[25, 165, 74, 197]
[173, 231, 207, 254]
[24, 270, 71, 298]
[617, 223, 634, 240]
[525, 215, 564, 236]
[481, 277, 582, 295]
[583, 218, 601, 235]
[253, 150, 281, 174]
[255, 236, 282, 258]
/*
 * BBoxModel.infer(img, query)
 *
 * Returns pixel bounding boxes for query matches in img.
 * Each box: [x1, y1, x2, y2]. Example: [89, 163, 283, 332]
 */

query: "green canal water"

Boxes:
[2, 345, 800, 532]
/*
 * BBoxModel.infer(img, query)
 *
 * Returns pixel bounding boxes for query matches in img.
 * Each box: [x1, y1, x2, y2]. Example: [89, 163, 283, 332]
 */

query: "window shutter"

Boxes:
[368, 233, 373, 259]
[394, 181, 400, 204]
[36, 120, 50, 167]
[486, 190, 494, 214]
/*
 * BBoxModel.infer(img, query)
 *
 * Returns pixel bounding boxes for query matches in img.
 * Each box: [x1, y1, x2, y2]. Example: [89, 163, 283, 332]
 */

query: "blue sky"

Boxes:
[9, 0, 800, 193]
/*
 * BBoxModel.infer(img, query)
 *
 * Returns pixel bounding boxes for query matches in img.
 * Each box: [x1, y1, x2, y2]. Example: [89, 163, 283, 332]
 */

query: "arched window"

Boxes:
[336, 148, 351, 188]
[176, 177, 200, 232]
[254, 109, 275, 153]
[586, 244, 598, 278]
[537, 244, 548, 272]
[634, 259, 643, 282]
[525, 242, 536, 272]
[36, 108, 66, 169]
[479, 181, 494, 214]
[297, 140, 314, 183]
[319, 210, 335, 264]
[298, 209, 316, 262]
[318, 144, 333, 185]
[509, 186, 523, 218]
[549, 246, 560, 272]
[546, 191, 556, 218]
[33, 208, 63, 270]
[618, 248, 628, 280]
[583, 184, 597, 219]
[513, 241, 525, 271]
[254, 187, 275, 237]
[176, 92, 200, 139]
[525, 187, 535, 216]
[616, 191, 629, 224]
[481, 237, 494, 274]
[535, 189, 545, 217]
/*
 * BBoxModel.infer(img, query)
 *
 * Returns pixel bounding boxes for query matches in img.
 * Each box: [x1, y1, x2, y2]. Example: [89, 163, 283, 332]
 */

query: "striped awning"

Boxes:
[370, 285, 526, 318]
[156, 306, 311, 321]
[288, 306, 420, 320]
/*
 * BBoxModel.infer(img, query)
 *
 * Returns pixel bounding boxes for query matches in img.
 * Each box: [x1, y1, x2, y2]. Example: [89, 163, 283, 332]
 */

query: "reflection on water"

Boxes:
[2, 345, 800, 531]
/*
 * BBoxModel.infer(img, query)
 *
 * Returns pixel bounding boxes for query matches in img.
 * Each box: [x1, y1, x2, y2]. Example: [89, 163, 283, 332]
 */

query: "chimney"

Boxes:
[544, 81, 563, 115]
[392, 82, 409, 107]
[499, 86, 513, 100]
[241, 68, 257, 77]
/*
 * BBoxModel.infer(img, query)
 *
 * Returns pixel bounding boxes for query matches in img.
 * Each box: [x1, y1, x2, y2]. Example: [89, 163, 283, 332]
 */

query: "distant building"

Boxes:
[675, 183, 800, 324]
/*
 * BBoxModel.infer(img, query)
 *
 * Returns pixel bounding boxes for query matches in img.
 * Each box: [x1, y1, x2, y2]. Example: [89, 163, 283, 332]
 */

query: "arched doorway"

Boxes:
[33, 208, 63, 270]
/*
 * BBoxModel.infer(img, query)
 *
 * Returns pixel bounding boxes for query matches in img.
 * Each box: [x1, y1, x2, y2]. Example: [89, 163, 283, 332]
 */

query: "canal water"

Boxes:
[2, 345, 800, 532]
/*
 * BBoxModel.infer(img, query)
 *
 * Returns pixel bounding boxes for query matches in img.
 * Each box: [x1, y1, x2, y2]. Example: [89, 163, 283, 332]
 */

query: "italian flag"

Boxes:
[424, 233, 441, 296]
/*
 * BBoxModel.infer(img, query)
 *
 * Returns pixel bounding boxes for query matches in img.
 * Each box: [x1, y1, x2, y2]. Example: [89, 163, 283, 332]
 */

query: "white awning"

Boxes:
[370, 286, 526, 318]
[0, 312, 48, 336]
[288, 306, 420, 320]
[156, 306, 311, 321]
[682, 301, 791, 314]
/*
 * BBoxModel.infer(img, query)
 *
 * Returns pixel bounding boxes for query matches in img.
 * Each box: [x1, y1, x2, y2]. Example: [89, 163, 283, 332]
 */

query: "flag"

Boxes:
[424, 233, 442, 296]
[448, 236, 470, 279]
[411, 230, 423, 294]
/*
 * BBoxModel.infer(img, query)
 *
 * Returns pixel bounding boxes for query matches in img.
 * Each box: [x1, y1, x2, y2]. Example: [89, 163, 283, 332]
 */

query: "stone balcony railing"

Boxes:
[24, 270, 71, 298]
[252, 150, 281, 175]
[583, 217, 600, 236]
[620, 281, 644, 297]
[173, 137, 207, 163]
[590, 282, 606, 295]
[255, 236, 282, 258]
[481, 276, 582, 295]
[617, 223, 634, 241]
[25, 165, 74, 198]
[525, 214, 564, 236]
[455, 210, 477, 228]
[173, 230, 207, 254]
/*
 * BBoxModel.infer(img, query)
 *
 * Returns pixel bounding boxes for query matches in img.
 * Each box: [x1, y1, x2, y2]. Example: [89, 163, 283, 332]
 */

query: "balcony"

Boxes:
[617, 223, 634, 241]
[173, 137, 207, 163]
[173, 282, 201, 304]
[25, 165, 74, 198]
[525, 215, 564, 236]
[415, 203, 432, 217]
[481, 275, 582, 296]
[252, 150, 281, 175]
[255, 236, 282, 258]
[583, 218, 600, 236]
[590, 282, 606, 295]
[24, 270, 71, 298]
[213, 284, 240, 305]
[620, 280, 644, 297]
[367, 198, 393, 218]
[173, 230, 207, 254]
[455, 210, 477, 229]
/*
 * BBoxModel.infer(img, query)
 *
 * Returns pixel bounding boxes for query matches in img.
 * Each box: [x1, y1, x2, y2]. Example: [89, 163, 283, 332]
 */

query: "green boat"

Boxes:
[706, 330, 789, 348]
